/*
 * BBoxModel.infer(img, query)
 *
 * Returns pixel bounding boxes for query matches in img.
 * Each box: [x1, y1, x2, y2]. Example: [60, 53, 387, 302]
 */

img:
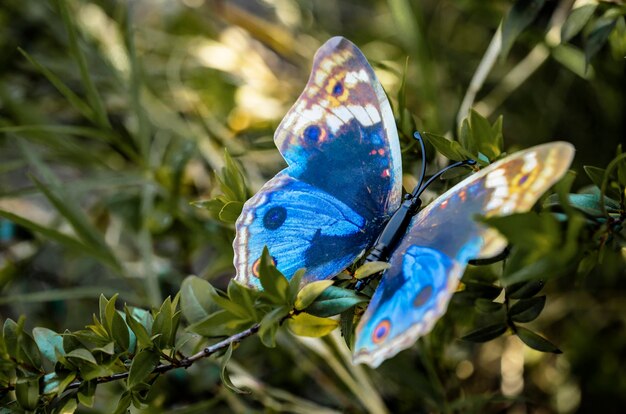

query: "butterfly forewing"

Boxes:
[353, 142, 574, 367]
[234, 37, 402, 288]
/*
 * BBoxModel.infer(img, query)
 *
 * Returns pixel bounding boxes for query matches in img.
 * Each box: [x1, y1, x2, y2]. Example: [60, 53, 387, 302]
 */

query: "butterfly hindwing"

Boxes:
[353, 142, 575, 367]
[234, 37, 402, 287]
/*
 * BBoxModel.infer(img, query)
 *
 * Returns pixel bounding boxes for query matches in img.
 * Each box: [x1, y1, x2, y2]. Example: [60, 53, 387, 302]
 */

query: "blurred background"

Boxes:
[0, 0, 625, 412]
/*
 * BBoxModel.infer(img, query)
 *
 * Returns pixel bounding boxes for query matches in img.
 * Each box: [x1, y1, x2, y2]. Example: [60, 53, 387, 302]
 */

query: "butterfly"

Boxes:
[232, 36, 574, 368]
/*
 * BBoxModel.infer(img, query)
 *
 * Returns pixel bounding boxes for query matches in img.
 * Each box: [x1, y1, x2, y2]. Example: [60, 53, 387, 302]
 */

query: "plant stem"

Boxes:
[32, 323, 261, 392]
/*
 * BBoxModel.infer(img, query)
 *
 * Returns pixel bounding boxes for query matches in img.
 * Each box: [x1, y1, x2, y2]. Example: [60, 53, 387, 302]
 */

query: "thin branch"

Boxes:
[54, 323, 262, 391]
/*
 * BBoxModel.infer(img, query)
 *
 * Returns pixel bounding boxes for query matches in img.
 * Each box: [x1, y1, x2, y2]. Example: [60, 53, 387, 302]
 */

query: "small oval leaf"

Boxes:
[509, 296, 546, 323]
[354, 261, 391, 279]
[286, 313, 339, 337]
[516, 326, 562, 353]
[506, 280, 544, 299]
[128, 350, 160, 389]
[33, 327, 65, 363]
[305, 286, 368, 317]
[461, 323, 508, 343]
[295, 280, 334, 310]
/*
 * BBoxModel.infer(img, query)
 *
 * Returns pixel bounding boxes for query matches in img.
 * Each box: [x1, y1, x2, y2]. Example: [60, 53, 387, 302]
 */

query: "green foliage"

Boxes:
[0, 0, 624, 412]
[191, 149, 249, 224]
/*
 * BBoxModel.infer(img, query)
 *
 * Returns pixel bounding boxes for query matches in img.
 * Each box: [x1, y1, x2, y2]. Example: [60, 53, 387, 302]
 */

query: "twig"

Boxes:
[52, 323, 261, 391]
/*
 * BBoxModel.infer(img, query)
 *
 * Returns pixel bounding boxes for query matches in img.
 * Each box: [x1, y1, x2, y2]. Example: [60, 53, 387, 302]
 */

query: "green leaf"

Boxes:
[506, 280, 544, 299]
[56, 397, 78, 414]
[128, 350, 160, 389]
[516, 326, 562, 353]
[481, 212, 560, 249]
[124, 307, 152, 351]
[463, 282, 503, 300]
[461, 323, 508, 342]
[470, 109, 501, 160]
[180, 276, 221, 324]
[585, 17, 617, 65]
[17, 47, 96, 123]
[509, 296, 546, 323]
[218, 201, 244, 223]
[66, 348, 97, 365]
[545, 193, 621, 217]
[552, 44, 594, 79]
[209, 288, 250, 321]
[103, 294, 118, 335]
[459, 118, 477, 156]
[258, 247, 290, 305]
[286, 313, 339, 337]
[354, 261, 391, 279]
[259, 306, 290, 348]
[503, 252, 567, 284]
[191, 199, 226, 217]
[222, 150, 248, 202]
[15, 378, 40, 410]
[305, 286, 368, 317]
[152, 298, 174, 347]
[53, 0, 110, 128]
[562, 3, 598, 42]
[501, 0, 546, 60]
[423, 132, 475, 162]
[30, 176, 120, 271]
[220, 343, 248, 394]
[112, 311, 131, 351]
[288, 268, 307, 303]
[33, 327, 65, 363]
[295, 280, 334, 310]
[0, 209, 114, 265]
[77, 381, 96, 407]
[113, 392, 132, 414]
[186, 309, 247, 337]
[4, 319, 20, 358]
[227, 281, 259, 321]
[584, 165, 606, 189]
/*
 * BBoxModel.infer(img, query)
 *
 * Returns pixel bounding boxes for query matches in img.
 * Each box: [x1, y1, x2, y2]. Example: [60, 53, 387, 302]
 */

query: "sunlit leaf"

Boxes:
[562, 3, 598, 42]
[294, 280, 334, 311]
[354, 261, 391, 280]
[286, 313, 339, 337]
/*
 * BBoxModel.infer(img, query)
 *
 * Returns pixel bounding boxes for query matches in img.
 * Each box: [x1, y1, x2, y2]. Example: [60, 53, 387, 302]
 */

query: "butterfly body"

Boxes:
[233, 36, 575, 367]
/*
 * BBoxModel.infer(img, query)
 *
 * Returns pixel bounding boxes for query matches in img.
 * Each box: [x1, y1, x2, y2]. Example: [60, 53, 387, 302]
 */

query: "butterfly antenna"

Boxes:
[412, 158, 477, 199]
[413, 132, 427, 195]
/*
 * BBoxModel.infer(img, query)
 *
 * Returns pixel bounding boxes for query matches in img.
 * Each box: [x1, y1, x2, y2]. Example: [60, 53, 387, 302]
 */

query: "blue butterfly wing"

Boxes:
[353, 142, 575, 367]
[234, 37, 402, 287]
